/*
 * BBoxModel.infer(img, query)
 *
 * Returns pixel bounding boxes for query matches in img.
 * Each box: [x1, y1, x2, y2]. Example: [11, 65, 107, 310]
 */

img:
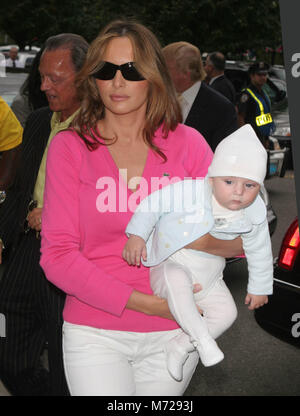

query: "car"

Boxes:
[0, 45, 40, 56]
[0, 44, 19, 56]
[269, 64, 286, 82]
[225, 60, 290, 177]
[0, 71, 27, 106]
[262, 76, 293, 170]
[225, 61, 287, 110]
[255, 218, 300, 348]
[0, 44, 38, 73]
[271, 107, 293, 170]
[5, 51, 37, 72]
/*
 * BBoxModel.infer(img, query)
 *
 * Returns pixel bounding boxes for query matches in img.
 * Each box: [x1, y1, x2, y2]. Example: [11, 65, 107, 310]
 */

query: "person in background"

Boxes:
[204, 52, 236, 104]
[237, 62, 275, 150]
[5, 46, 24, 68]
[162, 41, 237, 151]
[11, 48, 48, 127]
[237, 62, 275, 177]
[0, 33, 89, 396]
[40, 19, 243, 397]
[0, 95, 22, 198]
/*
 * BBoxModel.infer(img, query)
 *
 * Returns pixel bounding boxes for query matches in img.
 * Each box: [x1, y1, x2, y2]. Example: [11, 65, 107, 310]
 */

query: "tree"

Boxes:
[0, 0, 282, 59]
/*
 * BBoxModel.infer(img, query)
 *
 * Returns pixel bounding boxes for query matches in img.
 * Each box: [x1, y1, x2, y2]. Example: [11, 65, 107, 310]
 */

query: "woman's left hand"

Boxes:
[27, 207, 43, 232]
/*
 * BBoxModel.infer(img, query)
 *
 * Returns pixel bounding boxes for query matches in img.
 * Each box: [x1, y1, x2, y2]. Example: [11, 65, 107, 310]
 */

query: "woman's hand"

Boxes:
[26, 207, 43, 232]
[126, 284, 203, 320]
[185, 233, 244, 258]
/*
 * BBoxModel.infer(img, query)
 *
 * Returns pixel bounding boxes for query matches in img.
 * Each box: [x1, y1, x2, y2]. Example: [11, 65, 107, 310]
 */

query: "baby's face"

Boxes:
[210, 177, 260, 210]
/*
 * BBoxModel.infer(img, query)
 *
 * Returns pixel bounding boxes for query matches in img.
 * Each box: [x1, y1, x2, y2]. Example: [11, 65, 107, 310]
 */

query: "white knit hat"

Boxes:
[208, 124, 267, 185]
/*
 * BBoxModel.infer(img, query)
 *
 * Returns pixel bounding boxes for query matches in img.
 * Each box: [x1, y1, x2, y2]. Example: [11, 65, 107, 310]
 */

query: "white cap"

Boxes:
[208, 124, 267, 185]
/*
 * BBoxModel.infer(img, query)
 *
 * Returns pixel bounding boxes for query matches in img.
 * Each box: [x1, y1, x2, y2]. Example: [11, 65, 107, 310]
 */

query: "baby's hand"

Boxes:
[123, 235, 147, 266]
[245, 293, 268, 310]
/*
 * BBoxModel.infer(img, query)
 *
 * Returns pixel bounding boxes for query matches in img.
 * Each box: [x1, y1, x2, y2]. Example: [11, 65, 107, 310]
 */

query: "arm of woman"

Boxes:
[185, 233, 244, 258]
[40, 131, 174, 320]
[126, 290, 174, 320]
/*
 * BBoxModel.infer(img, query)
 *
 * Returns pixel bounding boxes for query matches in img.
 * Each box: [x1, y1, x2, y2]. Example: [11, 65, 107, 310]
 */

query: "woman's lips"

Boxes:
[110, 94, 129, 101]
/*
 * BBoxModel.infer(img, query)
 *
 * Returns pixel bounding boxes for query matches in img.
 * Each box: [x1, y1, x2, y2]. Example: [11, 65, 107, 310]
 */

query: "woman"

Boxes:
[40, 19, 242, 396]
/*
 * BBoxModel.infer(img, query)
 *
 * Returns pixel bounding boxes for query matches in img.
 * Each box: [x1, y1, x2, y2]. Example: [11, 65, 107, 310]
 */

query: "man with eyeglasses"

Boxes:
[0, 33, 89, 396]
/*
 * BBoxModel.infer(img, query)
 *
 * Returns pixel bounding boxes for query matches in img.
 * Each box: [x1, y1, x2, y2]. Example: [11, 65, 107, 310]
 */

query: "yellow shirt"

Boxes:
[0, 96, 23, 151]
[33, 109, 79, 208]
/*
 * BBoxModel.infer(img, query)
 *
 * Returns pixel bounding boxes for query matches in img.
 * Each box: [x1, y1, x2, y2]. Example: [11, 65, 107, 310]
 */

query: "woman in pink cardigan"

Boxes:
[40, 20, 242, 396]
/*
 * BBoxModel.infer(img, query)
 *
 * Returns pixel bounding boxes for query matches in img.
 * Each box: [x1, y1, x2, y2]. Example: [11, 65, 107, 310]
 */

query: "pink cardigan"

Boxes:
[40, 124, 213, 332]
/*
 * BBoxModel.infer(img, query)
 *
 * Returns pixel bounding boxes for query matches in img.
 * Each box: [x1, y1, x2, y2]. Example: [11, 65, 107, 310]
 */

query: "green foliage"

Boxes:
[0, 0, 282, 59]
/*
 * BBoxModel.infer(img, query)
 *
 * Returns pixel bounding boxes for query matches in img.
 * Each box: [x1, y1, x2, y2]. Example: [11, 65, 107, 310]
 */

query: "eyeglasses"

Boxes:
[93, 62, 145, 82]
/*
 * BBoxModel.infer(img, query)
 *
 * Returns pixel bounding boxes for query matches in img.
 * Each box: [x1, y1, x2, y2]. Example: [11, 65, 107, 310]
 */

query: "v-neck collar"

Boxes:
[102, 143, 152, 194]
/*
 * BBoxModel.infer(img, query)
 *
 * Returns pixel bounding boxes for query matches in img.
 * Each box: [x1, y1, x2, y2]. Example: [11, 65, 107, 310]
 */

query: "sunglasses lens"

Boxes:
[94, 62, 144, 81]
[94, 63, 117, 80]
[122, 63, 145, 81]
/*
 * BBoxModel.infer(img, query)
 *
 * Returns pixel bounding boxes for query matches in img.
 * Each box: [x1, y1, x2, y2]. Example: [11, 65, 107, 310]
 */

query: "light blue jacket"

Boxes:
[126, 177, 273, 295]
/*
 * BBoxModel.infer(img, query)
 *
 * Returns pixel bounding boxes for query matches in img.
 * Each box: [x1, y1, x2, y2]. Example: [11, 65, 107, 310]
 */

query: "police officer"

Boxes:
[237, 62, 275, 150]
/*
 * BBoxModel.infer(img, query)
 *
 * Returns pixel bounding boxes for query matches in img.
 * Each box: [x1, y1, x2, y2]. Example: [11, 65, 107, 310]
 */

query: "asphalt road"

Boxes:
[185, 172, 300, 396]
[0, 173, 299, 397]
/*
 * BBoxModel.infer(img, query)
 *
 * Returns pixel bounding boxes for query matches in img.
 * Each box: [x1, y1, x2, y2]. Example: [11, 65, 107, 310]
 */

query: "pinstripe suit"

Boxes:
[0, 107, 69, 396]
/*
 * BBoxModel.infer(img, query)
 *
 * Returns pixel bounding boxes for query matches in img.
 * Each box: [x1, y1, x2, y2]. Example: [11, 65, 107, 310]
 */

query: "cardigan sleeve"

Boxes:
[40, 131, 134, 317]
[125, 180, 182, 242]
[241, 219, 274, 295]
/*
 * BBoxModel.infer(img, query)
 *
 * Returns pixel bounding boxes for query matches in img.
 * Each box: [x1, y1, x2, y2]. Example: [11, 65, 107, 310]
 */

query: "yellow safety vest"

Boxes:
[246, 88, 273, 127]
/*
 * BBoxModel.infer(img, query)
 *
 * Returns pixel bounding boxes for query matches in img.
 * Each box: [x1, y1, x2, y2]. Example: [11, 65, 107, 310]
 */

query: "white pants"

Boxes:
[62, 323, 199, 396]
[150, 253, 238, 343]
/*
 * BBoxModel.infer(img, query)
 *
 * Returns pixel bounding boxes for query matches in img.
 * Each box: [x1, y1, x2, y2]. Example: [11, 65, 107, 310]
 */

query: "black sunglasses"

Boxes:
[93, 61, 145, 81]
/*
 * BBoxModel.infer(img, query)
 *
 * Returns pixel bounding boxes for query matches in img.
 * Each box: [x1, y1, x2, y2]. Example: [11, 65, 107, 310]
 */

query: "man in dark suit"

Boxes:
[0, 33, 89, 396]
[163, 42, 238, 151]
[204, 52, 236, 104]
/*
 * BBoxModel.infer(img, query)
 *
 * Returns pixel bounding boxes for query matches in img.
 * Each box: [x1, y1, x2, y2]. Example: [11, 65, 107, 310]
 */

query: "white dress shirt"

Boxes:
[6, 58, 24, 68]
[180, 81, 201, 122]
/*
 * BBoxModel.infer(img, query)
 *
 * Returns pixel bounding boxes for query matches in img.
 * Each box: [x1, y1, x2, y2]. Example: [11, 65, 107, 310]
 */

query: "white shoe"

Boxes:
[165, 338, 189, 382]
[194, 337, 224, 367]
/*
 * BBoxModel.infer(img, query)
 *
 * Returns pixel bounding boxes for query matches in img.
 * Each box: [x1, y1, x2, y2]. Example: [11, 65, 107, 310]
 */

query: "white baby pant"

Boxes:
[150, 249, 238, 344]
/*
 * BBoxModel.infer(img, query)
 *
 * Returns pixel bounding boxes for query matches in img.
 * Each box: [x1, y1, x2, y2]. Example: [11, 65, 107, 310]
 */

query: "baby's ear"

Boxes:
[208, 177, 214, 186]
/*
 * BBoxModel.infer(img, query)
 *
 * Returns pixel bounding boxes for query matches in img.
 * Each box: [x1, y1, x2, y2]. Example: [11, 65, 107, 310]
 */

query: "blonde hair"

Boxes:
[72, 19, 182, 160]
[162, 41, 206, 82]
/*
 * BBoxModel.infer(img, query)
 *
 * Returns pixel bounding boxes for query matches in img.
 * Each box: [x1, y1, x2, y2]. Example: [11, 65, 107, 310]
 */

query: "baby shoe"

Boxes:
[193, 337, 224, 367]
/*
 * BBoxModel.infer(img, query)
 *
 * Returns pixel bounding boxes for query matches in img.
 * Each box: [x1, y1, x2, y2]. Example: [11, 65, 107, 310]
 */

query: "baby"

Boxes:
[123, 124, 273, 381]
